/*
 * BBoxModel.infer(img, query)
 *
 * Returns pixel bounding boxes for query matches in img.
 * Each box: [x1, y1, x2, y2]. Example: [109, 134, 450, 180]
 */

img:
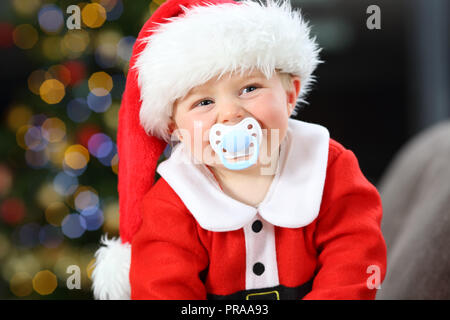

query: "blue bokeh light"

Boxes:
[67, 98, 91, 123]
[83, 208, 104, 231]
[53, 171, 79, 196]
[87, 92, 112, 113]
[19, 223, 40, 248]
[39, 224, 63, 248]
[38, 4, 64, 34]
[61, 214, 86, 239]
[107, 0, 124, 21]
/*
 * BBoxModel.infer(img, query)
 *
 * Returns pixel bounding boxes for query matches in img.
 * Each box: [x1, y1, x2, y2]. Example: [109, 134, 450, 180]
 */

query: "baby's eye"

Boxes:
[195, 99, 214, 107]
[241, 85, 259, 95]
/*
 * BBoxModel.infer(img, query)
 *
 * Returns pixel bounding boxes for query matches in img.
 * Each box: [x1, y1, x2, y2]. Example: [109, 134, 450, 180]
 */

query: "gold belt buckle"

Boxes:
[246, 290, 280, 300]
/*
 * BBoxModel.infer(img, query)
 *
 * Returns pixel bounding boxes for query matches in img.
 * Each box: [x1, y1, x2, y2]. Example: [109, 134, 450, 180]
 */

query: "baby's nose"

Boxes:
[217, 99, 246, 125]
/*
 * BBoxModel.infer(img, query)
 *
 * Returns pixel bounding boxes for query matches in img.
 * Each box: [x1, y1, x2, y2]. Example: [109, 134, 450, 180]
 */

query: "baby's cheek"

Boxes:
[187, 132, 217, 165]
[202, 143, 221, 167]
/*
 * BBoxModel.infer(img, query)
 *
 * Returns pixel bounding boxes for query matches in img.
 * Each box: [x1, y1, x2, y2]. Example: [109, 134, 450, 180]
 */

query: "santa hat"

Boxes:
[91, 0, 321, 299]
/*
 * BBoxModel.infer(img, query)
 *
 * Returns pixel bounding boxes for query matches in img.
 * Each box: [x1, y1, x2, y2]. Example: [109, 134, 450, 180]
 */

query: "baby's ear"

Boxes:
[167, 120, 182, 142]
[286, 76, 301, 114]
[288, 76, 301, 104]
[167, 120, 175, 134]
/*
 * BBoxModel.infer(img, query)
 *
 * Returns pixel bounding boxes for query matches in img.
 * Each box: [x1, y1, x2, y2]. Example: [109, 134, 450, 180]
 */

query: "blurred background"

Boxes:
[0, 0, 448, 299]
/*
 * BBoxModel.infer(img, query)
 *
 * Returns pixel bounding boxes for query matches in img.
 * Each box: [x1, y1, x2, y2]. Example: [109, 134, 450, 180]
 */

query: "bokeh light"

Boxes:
[86, 132, 118, 167]
[47, 65, 72, 87]
[53, 253, 78, 281]
[74, 187, 99, 216]
[62, 159, 88, 177]
[45, 202, 69, 226]
[12, 0, 42, 17]
[16, 124, 33, 150]
[111, 154, 119, 174]
[0, 164, 13, 196]
[13, 24, 38, 49]
[82, 3, 107, 29]
[3, 252, 41, 283]
[6, 105, 33, 131]
[84, 208, 104, 231]
[0, 198, 25, 225]
[53, 172, 79, 196]
[38, 5, 64, 34]
[88, 133, 112, 158]
[9, 272, 33, 297]
[94, 30, 121, 68]
[64, 144, 90, 170]
[87, 91, 112, 112]
[41, 36, 65, 61]
[99, 143, 117, 167]
[88, 71, 113, 96]
[67, 98, 91, 123]
[63, 60, 86, 86]
[94, 0, 114, 10]
[62, 30, 90, 57]
[36, 183, 63, 209]
[103, 201, 119, 235]
[0, 23, 14, 48]
[106, 0, 123, 21]
[30, 113, 47, 127]
[19, 223, 40, 248]
[103, 102, 119, 130]
[117, 36, 135, 62]
[76, 124, 101, 148]
[41, 117, 66, 143]
[24, 126, 48, 151]
[32, 270, 58, 295]
[87, 258, 95, 280]
[3, 0, 147, 300]
[28, 70, 49, 95]
[39, 79, 65, 104]
[39, 225, 63, 248]
[47, 141, 68, 168]
[25, 149, 50, 169]
[61, 214, 86, 239]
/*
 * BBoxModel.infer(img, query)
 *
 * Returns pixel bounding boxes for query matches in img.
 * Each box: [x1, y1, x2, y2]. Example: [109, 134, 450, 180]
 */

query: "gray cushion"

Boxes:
[376, 121, 450, 299]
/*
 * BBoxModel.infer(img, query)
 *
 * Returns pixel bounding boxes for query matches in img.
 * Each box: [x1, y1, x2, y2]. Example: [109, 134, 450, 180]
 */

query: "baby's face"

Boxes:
[170, 69, 300, 171]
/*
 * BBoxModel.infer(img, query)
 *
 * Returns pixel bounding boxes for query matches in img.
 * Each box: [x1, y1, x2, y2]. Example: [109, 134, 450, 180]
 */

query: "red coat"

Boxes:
[130, 120, 387, 300]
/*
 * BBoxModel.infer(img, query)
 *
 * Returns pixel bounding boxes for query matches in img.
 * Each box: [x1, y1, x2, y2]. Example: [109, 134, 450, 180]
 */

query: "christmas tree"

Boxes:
[0, 0, 166, 299]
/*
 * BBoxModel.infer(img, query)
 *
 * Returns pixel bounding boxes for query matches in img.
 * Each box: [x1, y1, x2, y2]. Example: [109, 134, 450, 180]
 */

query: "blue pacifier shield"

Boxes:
[209, 118, 262, 170]
[222, 129, 250, 153]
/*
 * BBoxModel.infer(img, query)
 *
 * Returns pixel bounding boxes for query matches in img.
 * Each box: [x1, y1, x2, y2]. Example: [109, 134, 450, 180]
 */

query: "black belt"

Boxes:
[207, 279, 313, 300]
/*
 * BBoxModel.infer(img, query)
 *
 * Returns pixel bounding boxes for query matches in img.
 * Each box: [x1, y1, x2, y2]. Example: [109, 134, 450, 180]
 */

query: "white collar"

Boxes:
[157, 119, 330, 232]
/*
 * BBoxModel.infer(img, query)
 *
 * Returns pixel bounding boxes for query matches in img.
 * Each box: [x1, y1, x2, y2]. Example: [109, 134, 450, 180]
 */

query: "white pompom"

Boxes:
[91, 236, 131, 300]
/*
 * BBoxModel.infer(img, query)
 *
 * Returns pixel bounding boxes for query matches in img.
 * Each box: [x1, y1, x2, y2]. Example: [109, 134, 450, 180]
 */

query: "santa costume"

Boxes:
[91, 0, 387, 300]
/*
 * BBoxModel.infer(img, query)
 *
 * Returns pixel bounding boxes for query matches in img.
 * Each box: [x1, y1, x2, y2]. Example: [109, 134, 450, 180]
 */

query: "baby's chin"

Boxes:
[200, 149, 279, 176]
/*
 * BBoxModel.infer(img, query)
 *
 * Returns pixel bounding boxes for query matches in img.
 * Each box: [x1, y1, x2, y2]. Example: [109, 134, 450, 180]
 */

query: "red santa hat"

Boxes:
[92, 0, 321, 299]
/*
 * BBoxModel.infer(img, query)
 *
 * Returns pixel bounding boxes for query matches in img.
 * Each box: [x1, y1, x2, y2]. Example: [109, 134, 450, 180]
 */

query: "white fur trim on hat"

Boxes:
[135, 0, 321, 142]
[91, 236, 131, 300]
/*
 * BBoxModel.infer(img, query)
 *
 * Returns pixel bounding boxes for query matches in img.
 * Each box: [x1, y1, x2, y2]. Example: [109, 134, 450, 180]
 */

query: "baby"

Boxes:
[168, 69, 298, 207]
[92, 0, 387, 300]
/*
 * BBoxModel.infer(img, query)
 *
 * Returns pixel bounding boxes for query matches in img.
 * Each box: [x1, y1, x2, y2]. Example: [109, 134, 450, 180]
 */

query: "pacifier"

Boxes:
[209, 117, 262, 170]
